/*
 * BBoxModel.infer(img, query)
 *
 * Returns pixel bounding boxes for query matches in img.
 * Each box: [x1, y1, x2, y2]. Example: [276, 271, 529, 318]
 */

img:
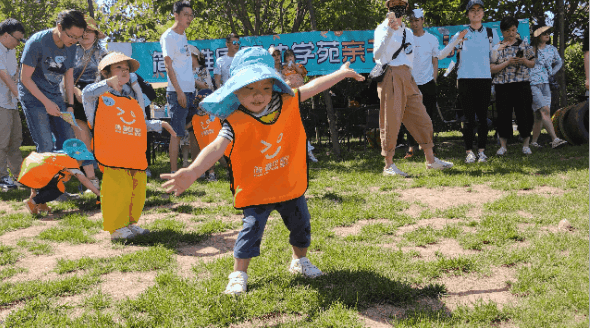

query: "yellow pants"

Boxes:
[101, 167, 147, 233]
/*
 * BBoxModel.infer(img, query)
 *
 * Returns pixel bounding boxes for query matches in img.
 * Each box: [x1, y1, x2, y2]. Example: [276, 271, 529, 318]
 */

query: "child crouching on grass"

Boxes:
[18, 138, 100, 215]
[83, 52, 176, 241]
[161, 47, 364, 295]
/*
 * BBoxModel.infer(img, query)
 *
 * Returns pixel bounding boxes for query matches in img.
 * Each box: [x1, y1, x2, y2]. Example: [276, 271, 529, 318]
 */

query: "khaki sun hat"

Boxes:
[98, 52, 140, 73]
[84, 15, 106, 39]
[533, 25, 552, 38]
[188, 44, 202, 58]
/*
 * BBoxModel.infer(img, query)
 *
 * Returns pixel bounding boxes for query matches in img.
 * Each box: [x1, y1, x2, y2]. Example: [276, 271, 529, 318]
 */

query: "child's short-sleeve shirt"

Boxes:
[19, 29, 76, 97]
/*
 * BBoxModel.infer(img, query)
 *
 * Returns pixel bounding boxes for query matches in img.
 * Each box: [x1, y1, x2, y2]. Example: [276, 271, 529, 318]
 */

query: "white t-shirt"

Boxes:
[213, 55, 233, 86]
[0, 42, 17, 109]
[160, 28, 195, 93]
[411, 31, 439, 85]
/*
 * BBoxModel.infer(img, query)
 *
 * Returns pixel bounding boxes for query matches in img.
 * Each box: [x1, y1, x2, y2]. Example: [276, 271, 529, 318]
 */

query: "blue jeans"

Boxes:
[234, 195, 312, 259]
[166, 91, 195, 138]
[19, 87, 75, 153]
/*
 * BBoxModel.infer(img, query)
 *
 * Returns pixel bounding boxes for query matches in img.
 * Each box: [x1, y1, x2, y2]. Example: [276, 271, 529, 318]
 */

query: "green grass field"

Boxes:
[0, 133, 588, 327]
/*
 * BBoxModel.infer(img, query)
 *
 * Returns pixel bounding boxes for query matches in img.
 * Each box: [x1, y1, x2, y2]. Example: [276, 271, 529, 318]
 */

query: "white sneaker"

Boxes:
[308, 151, 318, 163]
[224, 271, 248, 295]
[551, 138, 567, 149]
[0, 176, 17, 189]
[207, 172, 217, 182]
[426, 157, 453, 170]
[383, 164, 408, 177]
[530, 142, 543, 148]
[496, 147, 507, 156]
[465, 152, 477, 164]
[110, 227, 135, 241]
[289, 257, 323, 278]
[145, 168, 152, 178]
[128, 224, 150, 236]
[477, 152, 488, 163]
[522, 147, 532, 155]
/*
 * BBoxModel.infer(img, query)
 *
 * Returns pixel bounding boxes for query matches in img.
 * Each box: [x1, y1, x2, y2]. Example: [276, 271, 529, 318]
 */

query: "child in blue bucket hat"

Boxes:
[162, 47, 364, 295]
[18, 138, 100, 215]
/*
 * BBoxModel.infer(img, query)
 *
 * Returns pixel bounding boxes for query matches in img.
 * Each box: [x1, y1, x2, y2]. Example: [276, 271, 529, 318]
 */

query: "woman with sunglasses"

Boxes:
[528, 25, 566, 149]
[19, 10, 87, 153]
[69, 15, 108, 193]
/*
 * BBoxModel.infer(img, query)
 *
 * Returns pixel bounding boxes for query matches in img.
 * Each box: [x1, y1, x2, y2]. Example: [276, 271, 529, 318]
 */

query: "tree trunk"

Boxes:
[308, 0, 341, 157]
[88, 0, 94, 18]
[556, 0, 567, 107]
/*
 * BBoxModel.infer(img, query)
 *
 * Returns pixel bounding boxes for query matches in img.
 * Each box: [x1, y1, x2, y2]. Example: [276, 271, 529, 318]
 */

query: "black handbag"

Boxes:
[369, 29, 407, 83]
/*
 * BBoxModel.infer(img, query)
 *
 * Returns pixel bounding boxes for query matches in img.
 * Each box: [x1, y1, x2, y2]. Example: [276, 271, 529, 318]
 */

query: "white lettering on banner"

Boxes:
[291, 42, 315, 65]
[216, 48, 228, 59]
[152, 52, 166, 78]
[316, 41, 340, 64]
[201, 48, 215, 72]
[269, 43, 290, 54]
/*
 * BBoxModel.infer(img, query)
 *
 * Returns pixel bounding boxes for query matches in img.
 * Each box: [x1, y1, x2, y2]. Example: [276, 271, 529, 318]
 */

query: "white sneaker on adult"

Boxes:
[551, 138, 567, 149]
[0, 176, 17, 189]
[145, 168, 152, 178]
[426, 157, 453, 170]
[110, 227, 135, 241]
[308, 151, 318, 163]
[496, 147, 507, 156]
[289, 257, 323, 278]
[477, 152, 488, 163]
[522, 146, 532, 155]
[224, 271, 248, 295]
[465, 152, 477, 164]
[383, 164, 408, 177]
[128, 224, 150, 236]
[85, 178, 100, 194]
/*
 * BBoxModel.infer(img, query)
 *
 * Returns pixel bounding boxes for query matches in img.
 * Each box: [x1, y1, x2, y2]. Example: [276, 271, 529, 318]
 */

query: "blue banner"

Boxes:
[128, 19, 529, 83]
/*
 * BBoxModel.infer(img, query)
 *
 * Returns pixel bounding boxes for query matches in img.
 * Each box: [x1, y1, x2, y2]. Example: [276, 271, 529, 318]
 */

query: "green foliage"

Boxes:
[565, 42, 585, 104]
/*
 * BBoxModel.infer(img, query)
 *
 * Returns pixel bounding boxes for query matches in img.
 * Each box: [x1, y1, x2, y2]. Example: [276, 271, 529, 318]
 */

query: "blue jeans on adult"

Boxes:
[166, 91, 196, 138]
[19, 86, 75, 153]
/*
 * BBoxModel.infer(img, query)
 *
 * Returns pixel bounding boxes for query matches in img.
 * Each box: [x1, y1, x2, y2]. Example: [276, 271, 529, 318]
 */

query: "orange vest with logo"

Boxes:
[93, 92, 148, 170]
[225, 91, 307, 209]
[18, 152, 79, 192]
[192, 113, 222, 149]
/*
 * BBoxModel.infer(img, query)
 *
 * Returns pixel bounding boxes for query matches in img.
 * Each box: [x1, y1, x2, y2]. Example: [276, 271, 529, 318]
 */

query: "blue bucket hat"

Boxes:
[62, 138, 95, 161]
[200, 47, 294, 120]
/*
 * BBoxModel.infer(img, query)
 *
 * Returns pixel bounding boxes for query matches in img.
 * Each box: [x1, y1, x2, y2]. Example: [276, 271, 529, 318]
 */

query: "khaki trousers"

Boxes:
[0, 107, 23, 178]
[101, 167, 147, 233]
[377, 65, 434, 157]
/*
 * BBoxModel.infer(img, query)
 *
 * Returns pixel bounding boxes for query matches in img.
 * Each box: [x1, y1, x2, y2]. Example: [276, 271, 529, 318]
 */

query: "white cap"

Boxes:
[411, 9, 424, 19]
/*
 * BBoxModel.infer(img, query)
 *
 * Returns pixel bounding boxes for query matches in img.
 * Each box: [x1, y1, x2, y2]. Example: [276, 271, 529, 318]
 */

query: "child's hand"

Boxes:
[106, 75, 123, 88]
[161, 169, 197, 196]
[339, 62, 365, 81]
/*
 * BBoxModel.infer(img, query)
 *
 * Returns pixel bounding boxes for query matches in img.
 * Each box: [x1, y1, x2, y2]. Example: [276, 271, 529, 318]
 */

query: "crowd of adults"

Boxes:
[0, 0, 588, 191]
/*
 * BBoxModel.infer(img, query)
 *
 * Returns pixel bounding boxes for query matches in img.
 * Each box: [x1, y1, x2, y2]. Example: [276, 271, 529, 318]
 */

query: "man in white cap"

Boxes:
[402, 8, 440, 157]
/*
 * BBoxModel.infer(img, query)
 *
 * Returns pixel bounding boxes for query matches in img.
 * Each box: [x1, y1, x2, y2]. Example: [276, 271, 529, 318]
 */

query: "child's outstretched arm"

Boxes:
[299, 62, 365, 102]
[74, 172, 100, 197]
[161, 136, 230, 196]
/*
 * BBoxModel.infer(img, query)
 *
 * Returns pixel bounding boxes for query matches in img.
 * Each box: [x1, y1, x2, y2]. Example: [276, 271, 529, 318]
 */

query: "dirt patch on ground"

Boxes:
[401, 204, 423, 218]
[176, 229, 240, 262]
[517, 186, 564, 197]
[395, 218, 460, 235]
[398, 185, 504, 210]
[358, 297, 448, 327]
[98, 271, 158, 301]
[227, 313, 303, 328]
[332, 219, 393, 237]
[436, 266, 518, 310]
[399, 239, 479, 260]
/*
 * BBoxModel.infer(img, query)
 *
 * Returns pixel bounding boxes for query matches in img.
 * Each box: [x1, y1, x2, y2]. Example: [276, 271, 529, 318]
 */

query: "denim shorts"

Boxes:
[234, 195, 312, 259]
[19, 86, 75, 153]
[531, 83, 551, 111]
[166, 91, 195, 138]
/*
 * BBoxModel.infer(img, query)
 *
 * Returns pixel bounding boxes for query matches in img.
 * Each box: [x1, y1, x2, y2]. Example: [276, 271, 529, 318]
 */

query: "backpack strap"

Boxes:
[486, 27, 494, 52]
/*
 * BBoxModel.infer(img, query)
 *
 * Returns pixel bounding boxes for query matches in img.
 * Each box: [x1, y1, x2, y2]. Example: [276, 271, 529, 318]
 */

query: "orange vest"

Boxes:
[18, 152, 79, 192]
[225, 91, 307, 209]
[192, 113, 222, 149]
[93, 92, 148, 170]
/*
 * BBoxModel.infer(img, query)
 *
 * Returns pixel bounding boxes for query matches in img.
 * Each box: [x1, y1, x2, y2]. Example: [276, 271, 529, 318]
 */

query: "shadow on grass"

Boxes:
[251, 268, 448, 316]
[119, 228, 210, 249]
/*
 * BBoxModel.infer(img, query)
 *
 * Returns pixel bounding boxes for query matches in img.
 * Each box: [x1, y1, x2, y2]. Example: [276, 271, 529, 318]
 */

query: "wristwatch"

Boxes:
[66, 103, 74, 108]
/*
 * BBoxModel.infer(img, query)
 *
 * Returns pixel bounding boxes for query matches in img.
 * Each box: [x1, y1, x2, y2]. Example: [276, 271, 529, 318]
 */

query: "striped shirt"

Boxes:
[219, 92, 284, 142]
